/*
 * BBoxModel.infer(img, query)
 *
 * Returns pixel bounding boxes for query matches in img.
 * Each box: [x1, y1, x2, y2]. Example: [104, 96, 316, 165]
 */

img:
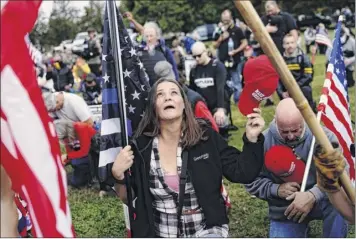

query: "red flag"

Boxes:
[1, 1, 75, 237]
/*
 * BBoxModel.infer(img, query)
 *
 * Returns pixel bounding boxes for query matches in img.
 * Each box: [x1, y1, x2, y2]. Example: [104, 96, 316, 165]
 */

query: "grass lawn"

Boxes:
[67, 44, 355, 236]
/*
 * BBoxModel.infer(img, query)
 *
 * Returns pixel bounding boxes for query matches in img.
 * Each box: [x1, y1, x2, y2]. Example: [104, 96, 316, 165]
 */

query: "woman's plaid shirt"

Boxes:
[149, 137, 228, 238]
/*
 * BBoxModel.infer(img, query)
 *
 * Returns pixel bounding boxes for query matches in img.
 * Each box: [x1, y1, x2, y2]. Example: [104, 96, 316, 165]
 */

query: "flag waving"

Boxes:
[1, 0, 74, 237]
[98, 1, 150, 186]
[318, 18, 355, 185]
[315, 32, 332, 48]
[99, 1, 150, 236]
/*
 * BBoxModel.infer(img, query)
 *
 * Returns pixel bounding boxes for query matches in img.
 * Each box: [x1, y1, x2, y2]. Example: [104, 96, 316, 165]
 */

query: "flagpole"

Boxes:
[301, 111, 322, 192]
[301, 76, 330, 193]
[106, 0, 135, 234]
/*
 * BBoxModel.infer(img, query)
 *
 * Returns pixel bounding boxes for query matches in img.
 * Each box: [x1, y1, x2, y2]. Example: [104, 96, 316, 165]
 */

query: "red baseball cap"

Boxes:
[264, 145, 306, 184]
[238, 55, 279, 116]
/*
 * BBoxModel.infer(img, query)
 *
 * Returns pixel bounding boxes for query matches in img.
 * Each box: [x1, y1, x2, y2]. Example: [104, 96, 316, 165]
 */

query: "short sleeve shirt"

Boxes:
[218, 25, 246, 64]
[53, 92, 92, 122]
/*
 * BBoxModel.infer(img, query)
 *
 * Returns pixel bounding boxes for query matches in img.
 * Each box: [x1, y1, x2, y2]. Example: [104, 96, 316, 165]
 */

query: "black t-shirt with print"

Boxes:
[261, 11, 297, 54]
[189, 59, 227, 112]
[217, 25, 246, 66]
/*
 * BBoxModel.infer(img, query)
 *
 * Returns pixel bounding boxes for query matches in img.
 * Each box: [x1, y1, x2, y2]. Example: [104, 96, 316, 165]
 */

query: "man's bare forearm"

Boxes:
[328, 189, 355, 224]
[130, 19, 144, 35]
[233, 39, 248, 55]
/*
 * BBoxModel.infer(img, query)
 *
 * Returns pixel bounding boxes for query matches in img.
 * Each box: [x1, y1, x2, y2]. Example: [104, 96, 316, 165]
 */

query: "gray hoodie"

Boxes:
[244, 120, 341, 220]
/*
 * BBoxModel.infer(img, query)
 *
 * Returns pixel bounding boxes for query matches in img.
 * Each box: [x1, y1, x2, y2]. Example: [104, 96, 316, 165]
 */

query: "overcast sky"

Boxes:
[40, 1, 90, 18]
[0, 1, 91, 18]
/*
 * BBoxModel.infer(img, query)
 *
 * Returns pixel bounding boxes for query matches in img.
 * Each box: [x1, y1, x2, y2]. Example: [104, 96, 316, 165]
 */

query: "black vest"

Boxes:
[139, 46, 167, 86]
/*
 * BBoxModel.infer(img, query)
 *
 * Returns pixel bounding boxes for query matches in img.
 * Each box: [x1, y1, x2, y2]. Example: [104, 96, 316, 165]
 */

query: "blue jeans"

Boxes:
[71, 156, 92, 187]
[269, 197, 348, 238]
[226, 64, 242, 103]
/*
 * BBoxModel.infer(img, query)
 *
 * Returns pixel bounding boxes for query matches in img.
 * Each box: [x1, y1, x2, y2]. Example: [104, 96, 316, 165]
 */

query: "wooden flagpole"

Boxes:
[234, 0, 355, 204]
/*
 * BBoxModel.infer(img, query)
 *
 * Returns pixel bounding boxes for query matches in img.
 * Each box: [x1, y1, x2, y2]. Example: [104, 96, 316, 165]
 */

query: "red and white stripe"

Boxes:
[318, 64, 355, 186]
[1, 1, 74, 237]
[316, 33, 332, 48]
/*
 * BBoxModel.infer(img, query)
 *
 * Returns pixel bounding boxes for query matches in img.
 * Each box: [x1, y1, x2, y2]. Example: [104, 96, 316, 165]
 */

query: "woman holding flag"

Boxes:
[111, 78, 266, 237]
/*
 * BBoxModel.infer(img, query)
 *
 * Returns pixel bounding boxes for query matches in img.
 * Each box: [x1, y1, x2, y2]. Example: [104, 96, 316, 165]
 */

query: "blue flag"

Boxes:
[98, 4, 150, 183]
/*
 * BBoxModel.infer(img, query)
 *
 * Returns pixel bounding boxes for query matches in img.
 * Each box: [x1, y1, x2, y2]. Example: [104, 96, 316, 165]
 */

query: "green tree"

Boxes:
[45, 0, 80, 46]
[124, 0, 265, 34]
[29, 10, 49, 50]
[78, 1, 104, 33]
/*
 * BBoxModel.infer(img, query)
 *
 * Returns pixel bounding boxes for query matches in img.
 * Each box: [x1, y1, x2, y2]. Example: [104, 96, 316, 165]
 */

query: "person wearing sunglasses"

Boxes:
[189, 42, 229, 139]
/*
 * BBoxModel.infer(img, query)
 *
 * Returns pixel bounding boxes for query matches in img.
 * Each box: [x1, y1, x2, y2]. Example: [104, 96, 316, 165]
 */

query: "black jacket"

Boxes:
[128, 126, 265, 237]
[49, 62, 74, 92]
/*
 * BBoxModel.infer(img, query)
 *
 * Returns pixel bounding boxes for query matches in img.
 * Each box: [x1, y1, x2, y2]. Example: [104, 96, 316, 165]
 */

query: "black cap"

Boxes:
[85, 73, 96, 82]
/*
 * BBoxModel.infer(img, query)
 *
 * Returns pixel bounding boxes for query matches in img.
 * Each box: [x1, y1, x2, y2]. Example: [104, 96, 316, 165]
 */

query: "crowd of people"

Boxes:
[2, 0, 355, 238]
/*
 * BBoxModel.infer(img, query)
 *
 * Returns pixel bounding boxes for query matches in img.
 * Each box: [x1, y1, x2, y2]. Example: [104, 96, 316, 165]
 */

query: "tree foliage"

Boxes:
[30, 0, 104, 50]
[124, 0, 235, 33]
[78, 1, 104, 33]
[30, 0, 354, 50]
[46, 1, 80, 44]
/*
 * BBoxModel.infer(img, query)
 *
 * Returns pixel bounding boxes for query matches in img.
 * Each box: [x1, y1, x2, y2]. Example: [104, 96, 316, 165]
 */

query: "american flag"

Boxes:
[318, 19, 355, 185]
[25, 34, 43, 67]
[98, 1, 150, 236]
[98, 0, 149, 189]
[315, 32, 332, 48]
[1, 0, 74, 237]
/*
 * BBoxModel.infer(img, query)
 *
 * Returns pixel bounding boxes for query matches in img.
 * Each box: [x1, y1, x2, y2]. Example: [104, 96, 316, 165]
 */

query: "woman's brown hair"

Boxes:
[134, 78, 207, 148]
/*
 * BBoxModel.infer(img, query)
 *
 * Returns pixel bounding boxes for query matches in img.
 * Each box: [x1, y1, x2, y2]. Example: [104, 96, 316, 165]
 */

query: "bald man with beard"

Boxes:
[245, 98, 348, 238]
